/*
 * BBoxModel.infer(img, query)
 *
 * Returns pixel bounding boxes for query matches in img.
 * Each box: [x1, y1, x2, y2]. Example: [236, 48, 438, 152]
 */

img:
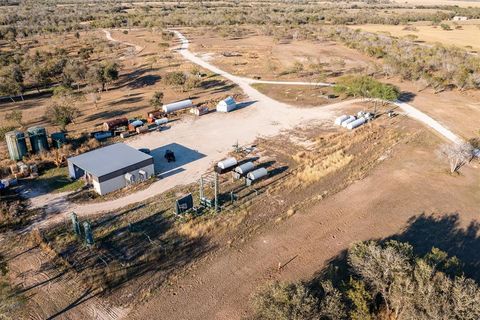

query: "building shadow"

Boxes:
[150, 143, 207, 175]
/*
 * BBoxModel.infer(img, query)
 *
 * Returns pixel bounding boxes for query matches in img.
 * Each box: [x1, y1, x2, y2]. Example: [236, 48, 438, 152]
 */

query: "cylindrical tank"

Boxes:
[162, 99, 193, 113]
[341, 116, 356, 128]
[334, 115, 349, 125]
[235, 162, 255, 175]
[103, 117, 128, 131]
[247, 167, 268, 181]
[346, 117, 367, 130]
[28, 127, 49, 154]
[155, 118, 169, 126]
[51, 132, 67, 148]
[5, 131, 28, 161]
[218, 157, 237, 170]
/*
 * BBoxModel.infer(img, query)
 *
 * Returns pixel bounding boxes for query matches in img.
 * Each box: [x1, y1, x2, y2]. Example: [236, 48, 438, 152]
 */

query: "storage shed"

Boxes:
[216, 97, 237, 113]
[67, 143, 154, 195]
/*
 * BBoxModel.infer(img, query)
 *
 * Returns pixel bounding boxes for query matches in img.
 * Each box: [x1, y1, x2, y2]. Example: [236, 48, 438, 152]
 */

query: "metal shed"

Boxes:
[216, 96, 237, 113]
[67, 143, 154, 195]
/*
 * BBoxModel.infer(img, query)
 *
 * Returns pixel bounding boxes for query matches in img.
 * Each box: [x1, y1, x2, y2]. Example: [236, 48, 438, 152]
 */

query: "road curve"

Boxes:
[172, 30, 463, 144]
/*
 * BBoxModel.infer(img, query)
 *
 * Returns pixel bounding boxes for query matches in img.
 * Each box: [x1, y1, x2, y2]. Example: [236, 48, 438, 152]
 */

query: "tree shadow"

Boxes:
[83, 105, 145, 122]
[398, 91, 417, 103]
[127, 75, 161, 89]
[309, 212, 480, 290]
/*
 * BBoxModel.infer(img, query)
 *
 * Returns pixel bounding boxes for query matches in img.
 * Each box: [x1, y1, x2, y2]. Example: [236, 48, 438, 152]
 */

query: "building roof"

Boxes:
[68, 143, 153, 178]
[223, 96, 236, 105]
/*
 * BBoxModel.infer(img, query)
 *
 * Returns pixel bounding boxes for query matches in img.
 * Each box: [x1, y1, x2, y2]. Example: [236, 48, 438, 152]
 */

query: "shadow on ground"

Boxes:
[311, 212, 480, 288]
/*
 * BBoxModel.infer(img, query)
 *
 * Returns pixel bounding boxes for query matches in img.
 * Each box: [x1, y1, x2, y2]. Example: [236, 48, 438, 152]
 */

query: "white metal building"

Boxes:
[67, 143, 155, 195]
[216, 96, 237, 113]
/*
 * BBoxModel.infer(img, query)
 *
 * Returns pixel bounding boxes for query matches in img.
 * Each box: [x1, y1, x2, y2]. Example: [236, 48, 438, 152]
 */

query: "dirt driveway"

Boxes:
[129, 130, 480, 320]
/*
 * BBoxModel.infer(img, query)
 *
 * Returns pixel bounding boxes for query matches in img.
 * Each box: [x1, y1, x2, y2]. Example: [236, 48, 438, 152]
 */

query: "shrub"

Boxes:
[164, 72, 186, 86]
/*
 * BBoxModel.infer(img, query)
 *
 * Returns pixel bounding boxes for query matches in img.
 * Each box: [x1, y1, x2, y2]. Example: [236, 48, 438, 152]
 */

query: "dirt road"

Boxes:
[172, 30, 463, 144]
[129, 131, 479, 320]
[27, 28, 465, 229]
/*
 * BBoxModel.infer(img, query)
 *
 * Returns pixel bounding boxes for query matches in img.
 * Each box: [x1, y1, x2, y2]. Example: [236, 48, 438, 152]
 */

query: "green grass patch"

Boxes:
[33, 167, 84, 193]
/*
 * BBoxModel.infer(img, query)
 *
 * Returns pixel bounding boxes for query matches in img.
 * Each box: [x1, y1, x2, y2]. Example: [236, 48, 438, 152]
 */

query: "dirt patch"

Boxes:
[251, 83, 340, 106]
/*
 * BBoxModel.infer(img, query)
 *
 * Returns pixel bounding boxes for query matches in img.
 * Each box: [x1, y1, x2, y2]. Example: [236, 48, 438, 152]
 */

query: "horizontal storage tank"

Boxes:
[346, 117, 367, 130]
[93, 131, 112, 141]
[103, 117, 128, 131]
[218, 157, 237, 170]
[247, 167, 268, 181]
[334, 115, 349, 125]
[341, 116, 356, 128]
[216, 96, 237, 113]
[162, 99, 193, 113]
[28, 126, 49, 154]
[155, 118, 169, 126]
[234, 162, 255, 175]
[51, 132, 67, 148]
[5, 131, 28, 161]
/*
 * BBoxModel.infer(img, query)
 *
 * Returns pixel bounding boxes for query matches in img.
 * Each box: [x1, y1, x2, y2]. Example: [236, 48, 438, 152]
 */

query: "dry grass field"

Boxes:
[1, 2, 480, 319]
[355, 23, 480, 52]
[395, 0, 480, 7]
[0, 28, 241, 139]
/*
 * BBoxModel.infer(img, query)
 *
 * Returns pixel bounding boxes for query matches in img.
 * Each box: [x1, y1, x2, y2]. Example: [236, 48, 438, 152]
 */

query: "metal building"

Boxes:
[67, 143, 155, 195]
[216, 96, 237, 113]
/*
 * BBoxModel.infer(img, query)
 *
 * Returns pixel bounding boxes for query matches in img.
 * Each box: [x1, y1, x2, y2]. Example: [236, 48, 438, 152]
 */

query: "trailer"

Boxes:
[162, 99, 193, 113]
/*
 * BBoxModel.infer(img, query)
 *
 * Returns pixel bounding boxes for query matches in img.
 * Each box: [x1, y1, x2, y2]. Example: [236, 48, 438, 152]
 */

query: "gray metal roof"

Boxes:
[68, 143, 153, 178]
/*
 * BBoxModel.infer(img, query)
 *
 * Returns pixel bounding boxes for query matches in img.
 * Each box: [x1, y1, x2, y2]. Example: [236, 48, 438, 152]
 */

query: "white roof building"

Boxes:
[67, 143, 155, 195]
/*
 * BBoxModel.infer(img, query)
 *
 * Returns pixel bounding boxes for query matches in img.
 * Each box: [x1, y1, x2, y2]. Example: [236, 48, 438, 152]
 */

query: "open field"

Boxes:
[188, 28, 375, 83]
[395, 0, 480, 7]
[1, 2, 480, 320]
[185, 27, 480, 140]
[0, 28, 241, 150]
[354, 23, 480, 52]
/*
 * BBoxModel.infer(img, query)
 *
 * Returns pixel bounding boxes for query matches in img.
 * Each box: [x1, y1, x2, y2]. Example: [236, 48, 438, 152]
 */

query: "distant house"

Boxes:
[452, 16, 468, 21]
[67, 143, 154, 195]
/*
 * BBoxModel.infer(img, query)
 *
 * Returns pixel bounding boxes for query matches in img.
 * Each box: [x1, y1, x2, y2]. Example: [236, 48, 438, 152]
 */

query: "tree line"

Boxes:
[252, 240, 480, 320]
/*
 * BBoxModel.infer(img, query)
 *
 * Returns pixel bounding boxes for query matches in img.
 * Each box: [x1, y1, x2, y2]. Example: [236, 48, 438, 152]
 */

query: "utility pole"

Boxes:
[214, 172, 219, 212]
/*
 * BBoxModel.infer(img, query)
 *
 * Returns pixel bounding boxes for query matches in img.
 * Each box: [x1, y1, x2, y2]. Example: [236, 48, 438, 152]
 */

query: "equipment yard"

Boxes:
[1, 1, 479, 320]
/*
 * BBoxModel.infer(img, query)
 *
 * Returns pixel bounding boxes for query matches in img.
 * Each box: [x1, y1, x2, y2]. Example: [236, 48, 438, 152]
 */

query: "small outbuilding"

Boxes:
[67, 143, 154, 195]
[216, 96, 237, 113]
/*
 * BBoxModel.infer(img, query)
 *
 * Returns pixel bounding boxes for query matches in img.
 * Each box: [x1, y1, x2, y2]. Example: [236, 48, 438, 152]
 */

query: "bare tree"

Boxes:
[437, 142, 473, 173]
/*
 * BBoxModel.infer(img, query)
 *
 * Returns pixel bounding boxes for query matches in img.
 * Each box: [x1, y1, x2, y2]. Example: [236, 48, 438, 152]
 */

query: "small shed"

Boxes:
[67, 143, 154, 195]
[216, 97, 237, 113]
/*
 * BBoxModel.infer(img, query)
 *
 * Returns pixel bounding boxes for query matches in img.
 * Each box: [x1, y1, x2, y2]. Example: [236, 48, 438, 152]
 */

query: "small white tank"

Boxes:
[155, 118, 169, 126]
[341, 116, 356, 127]
[247, 167, 268, 181]
[235, 162, 255, 175]
[217, 157, 237, 170]
[347, 117, 367, 130]
[334, 115, 349, 125]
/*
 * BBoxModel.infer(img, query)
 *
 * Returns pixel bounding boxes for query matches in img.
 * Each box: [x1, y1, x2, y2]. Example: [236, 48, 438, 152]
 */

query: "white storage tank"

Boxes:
[218, 157, 237, 170]
[247, 167, 268, 181]
[216, 97, 237, 113]
[155, 117, 169, 126]
[130, 120, 144, 128]
[162, 99, 193, 113]
[341, 116, 356, 127]
[334, 115, 349, 126]
[347, 117, 367, 130]
[234, 162, 255, 175]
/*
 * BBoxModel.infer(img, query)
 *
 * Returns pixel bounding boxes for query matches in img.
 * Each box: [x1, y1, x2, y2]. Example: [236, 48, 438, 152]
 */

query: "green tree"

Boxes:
[149, 91, 164, 110]
[45, 103, 79, 132]
[252, 281, 319, 320]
